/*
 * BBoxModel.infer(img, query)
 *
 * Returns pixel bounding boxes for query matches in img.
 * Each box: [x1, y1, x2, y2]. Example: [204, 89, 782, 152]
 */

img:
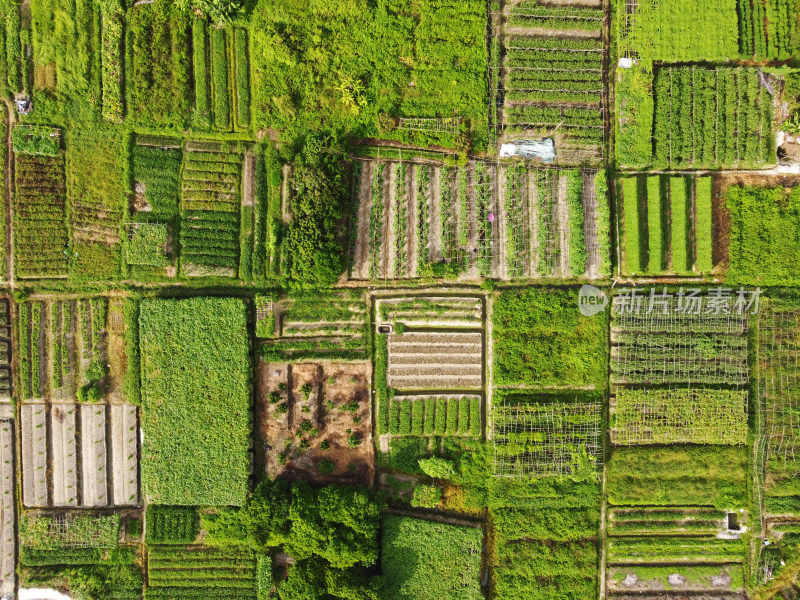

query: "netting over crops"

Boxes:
[757, 309, 800, 477]
[492, 399, 602, 478]
[611, 294, 750, 386]
[611, 388, 749, 445]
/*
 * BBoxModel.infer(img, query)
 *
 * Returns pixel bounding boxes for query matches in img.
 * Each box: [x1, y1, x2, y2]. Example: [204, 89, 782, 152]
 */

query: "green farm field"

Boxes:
[0, 0, 799, 598]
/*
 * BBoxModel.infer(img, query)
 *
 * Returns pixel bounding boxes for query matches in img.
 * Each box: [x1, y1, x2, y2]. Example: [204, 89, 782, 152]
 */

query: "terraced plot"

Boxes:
[0, 299, 12, 402]
[376, 296, 482, 328]
[180, 145, 242, 277]
[21, 404, 48, 507]
[387, 331, 483, 390]
[351, 158, 609, 280]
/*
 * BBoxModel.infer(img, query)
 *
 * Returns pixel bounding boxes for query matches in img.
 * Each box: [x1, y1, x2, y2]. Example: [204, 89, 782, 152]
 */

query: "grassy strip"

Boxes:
[233, 28, 250, 128]
[192, 19, 210, 126]
[695, 176, 713, 272]
[621, 177, 640, 274]
[211, 27, 230, 131]
[646, 175, 662, 272]
[669, 176, 690, 272]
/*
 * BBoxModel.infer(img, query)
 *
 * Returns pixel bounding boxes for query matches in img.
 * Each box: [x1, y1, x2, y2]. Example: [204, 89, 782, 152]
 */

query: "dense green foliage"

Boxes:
[250, 0, 488, 149]
[726, 185, 800, 285]
[606, 446, 747, 508]
[282, 143, 347, 284]
[139, 298, 250, 505]
[382, 515, 483, 600]
[493, 288, 606, 388]
[653, 67, 774, 169]
[146, 506, 200, 544]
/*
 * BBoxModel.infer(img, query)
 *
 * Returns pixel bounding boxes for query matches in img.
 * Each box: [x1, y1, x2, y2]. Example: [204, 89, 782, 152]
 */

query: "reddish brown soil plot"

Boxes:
[256, 361, 374, 486]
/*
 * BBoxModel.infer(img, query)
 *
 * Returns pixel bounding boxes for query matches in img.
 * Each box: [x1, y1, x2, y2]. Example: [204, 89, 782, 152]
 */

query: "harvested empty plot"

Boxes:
[0, 420, 14, 596]
[350, 158, 609, 280]
[610, 388, 748, 445]
[608, 564, 743, 593]
[387, 331, 483, 390]
[376, 296, 483, 328]
[111, 404, 140, 506]
[81, 405, 108, 507]
[50, 404, 78, 507]
[611, 296, 749, 386]
[21, 404, 48, 507]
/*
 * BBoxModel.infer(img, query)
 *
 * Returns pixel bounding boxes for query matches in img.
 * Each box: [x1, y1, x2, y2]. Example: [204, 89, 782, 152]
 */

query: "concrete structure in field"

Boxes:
[21, 404, 48, 507]
[80, 405, 108, 507]
[111, 404, 139, 506]
[51, 404, 78, 507]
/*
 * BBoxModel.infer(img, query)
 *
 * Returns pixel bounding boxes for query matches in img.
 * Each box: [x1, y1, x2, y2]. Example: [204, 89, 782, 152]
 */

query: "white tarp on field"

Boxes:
[499, 138, 556, 162]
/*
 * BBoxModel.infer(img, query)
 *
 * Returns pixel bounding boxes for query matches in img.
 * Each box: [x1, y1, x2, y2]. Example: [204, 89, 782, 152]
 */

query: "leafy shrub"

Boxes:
[12, 125, 60, 156]
[146, 506, 200, 544]
[410, 484, 442, 508]
[127, 223, 168, 267]
[317, 459, 335, 474]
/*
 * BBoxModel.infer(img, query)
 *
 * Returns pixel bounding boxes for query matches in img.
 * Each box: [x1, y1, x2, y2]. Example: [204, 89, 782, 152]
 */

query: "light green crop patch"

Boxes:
[139, 297, 250, 506]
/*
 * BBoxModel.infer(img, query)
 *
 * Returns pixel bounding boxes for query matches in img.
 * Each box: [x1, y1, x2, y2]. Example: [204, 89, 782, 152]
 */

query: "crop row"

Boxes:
[653, 67, 773, 168]
[388, 396, 481, 437]
[620, 174, 714, 275]
[608, 535, 744, 564]
[13, 154, 68, 278]
[739, 0, 799, 60]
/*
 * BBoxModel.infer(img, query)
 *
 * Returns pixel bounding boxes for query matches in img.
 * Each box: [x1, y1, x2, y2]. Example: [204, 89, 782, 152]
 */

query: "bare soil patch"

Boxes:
[257, 361, 374, 486]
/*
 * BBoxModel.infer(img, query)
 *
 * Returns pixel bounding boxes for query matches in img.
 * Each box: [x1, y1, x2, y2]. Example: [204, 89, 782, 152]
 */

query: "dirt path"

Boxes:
[352, 161, 372, 279]
[556, 173, 570, 277]
[504, 26, 602, 39]
[242, 153, 255, 207]
[383, 507, 484, 529]
[429, 166, 442, 265]
[4, 100, 15, 287]
[583, 171, 600, 279]
[280, 164, 291, 222]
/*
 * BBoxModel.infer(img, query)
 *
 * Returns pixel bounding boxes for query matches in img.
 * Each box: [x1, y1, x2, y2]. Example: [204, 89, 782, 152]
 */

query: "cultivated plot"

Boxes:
[350, 159, 610, 280]
[0, 420, 14, 597]
[491, 0, 608, 162]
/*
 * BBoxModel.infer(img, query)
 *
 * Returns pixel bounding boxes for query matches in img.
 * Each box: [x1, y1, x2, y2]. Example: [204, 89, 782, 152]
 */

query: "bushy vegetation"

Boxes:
[139, 298, 250, 505]
[382, 515, 483, 600]
[606, 446, 747, 509]
[493, 288, 606, 388]
[726, 185, 800, 285]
